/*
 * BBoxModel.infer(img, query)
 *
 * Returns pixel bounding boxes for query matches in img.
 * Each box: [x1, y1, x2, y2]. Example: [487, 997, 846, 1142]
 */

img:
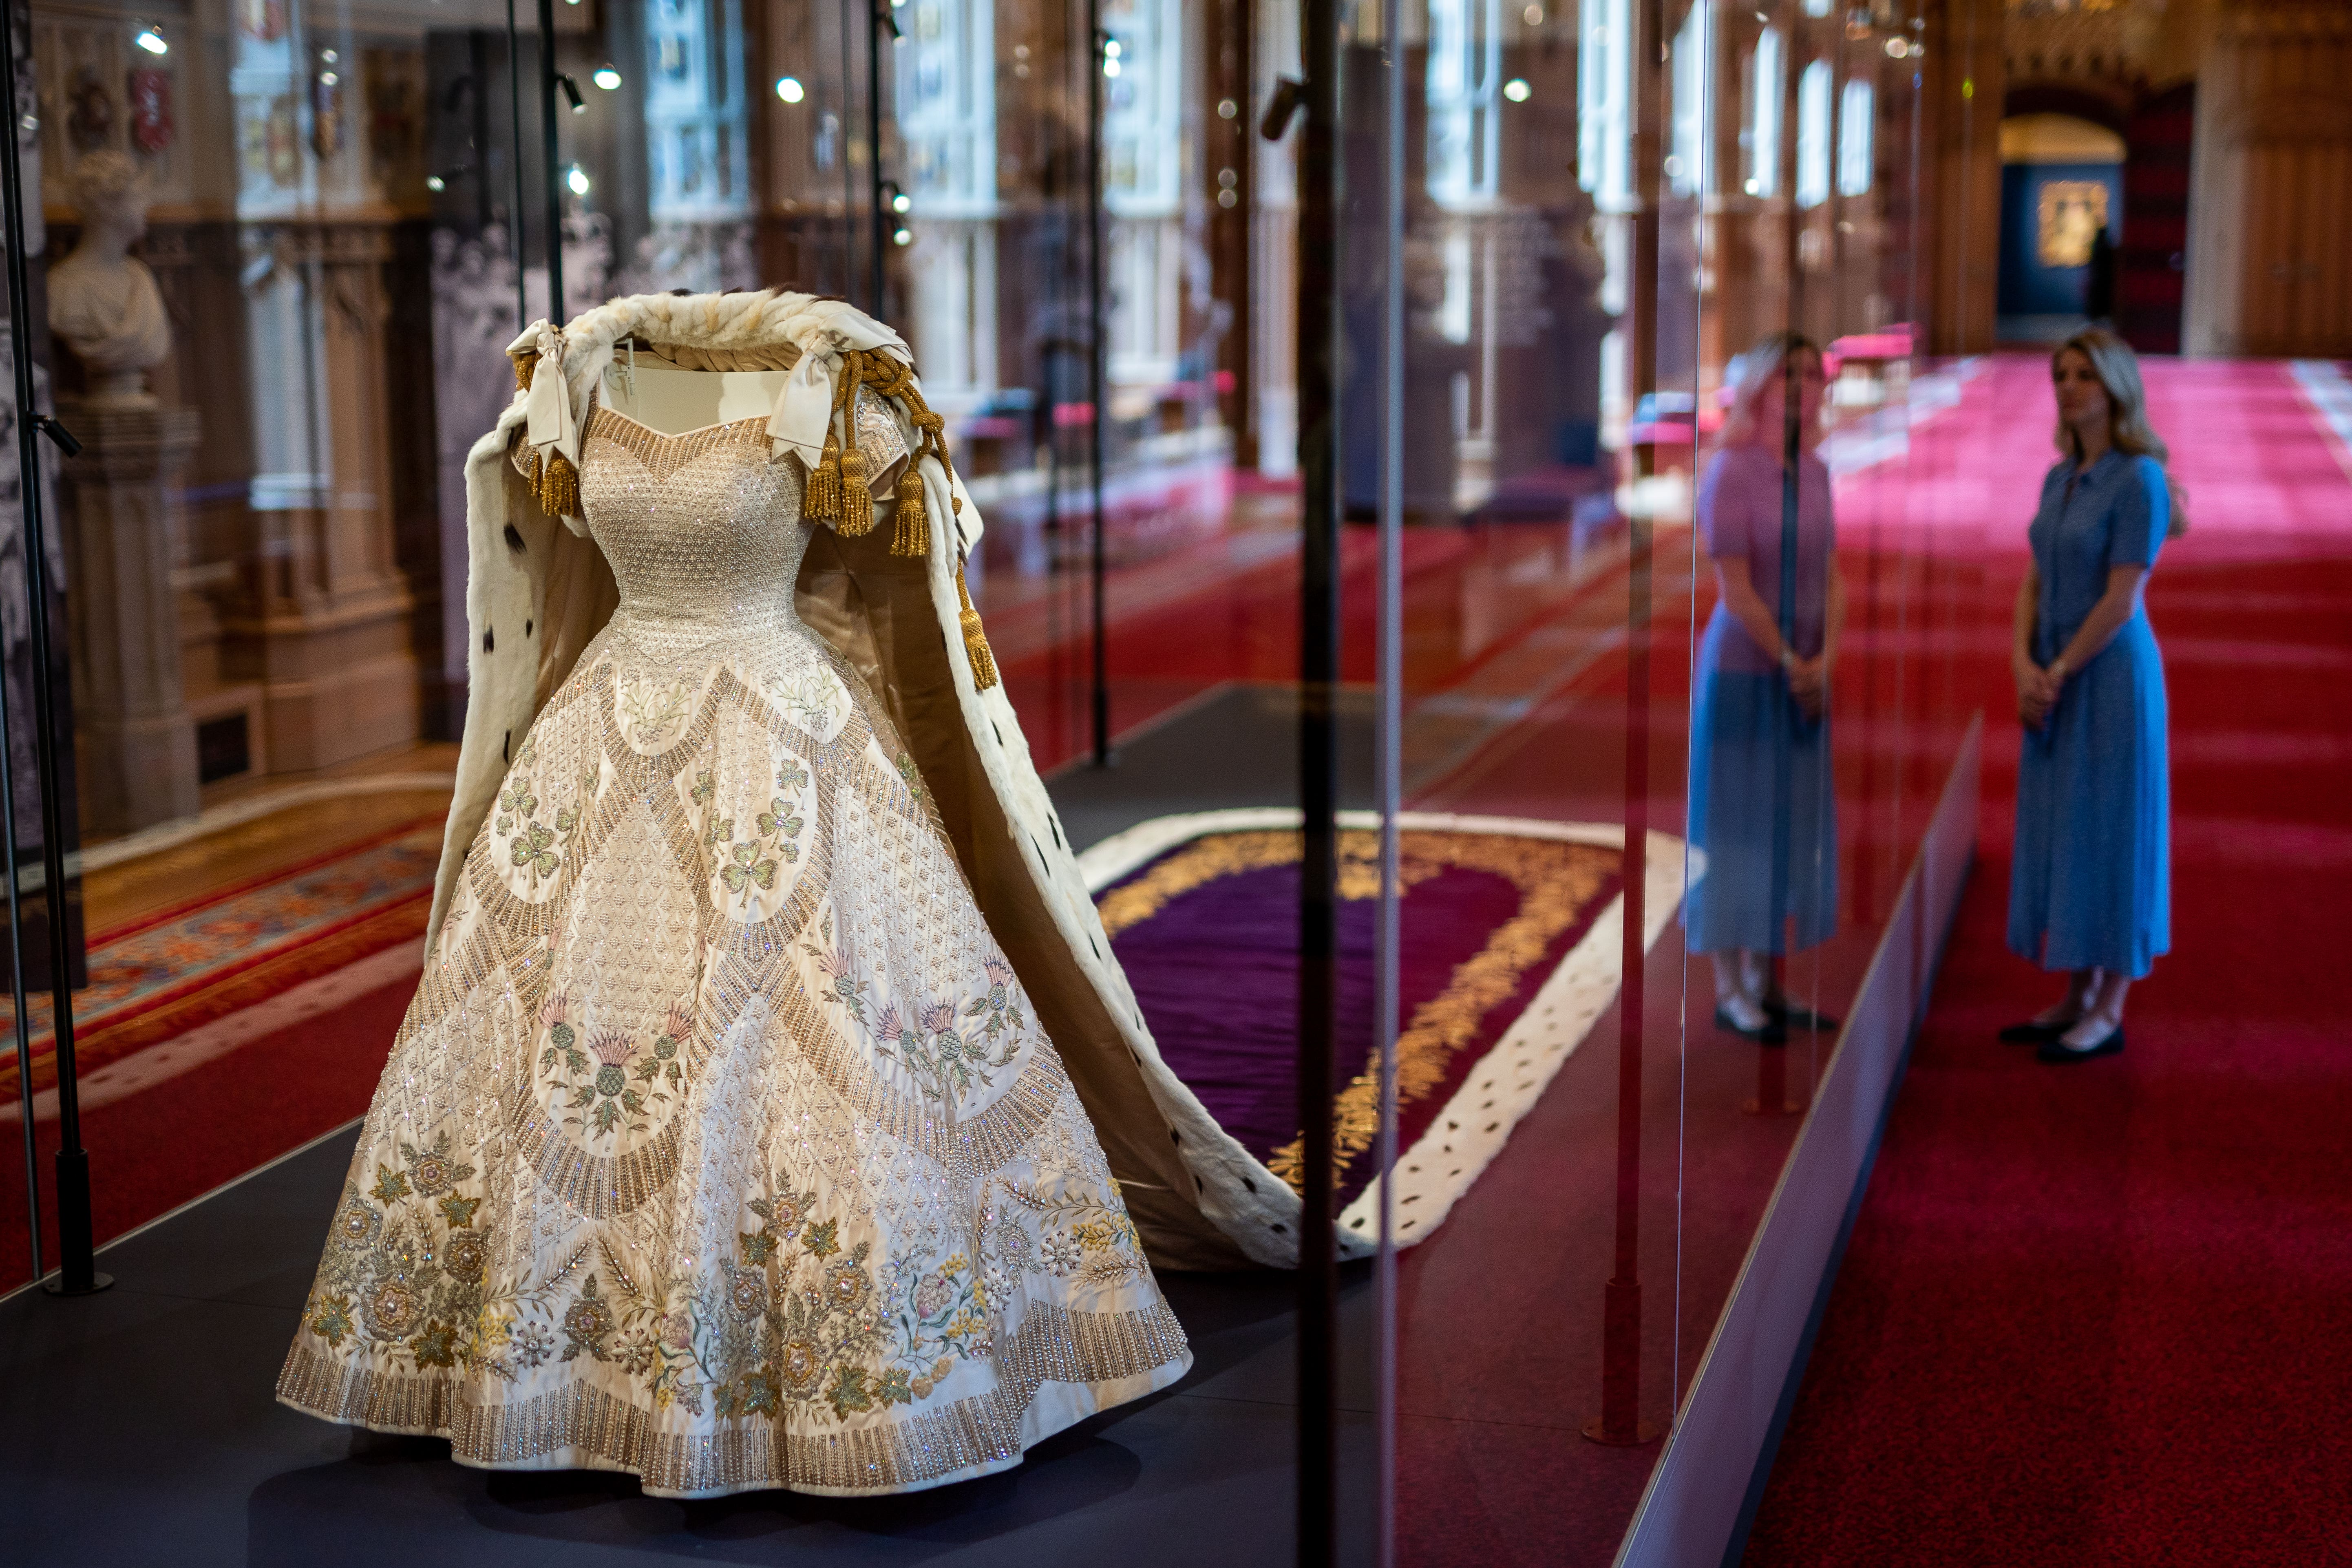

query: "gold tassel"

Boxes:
[838, 434, 874, 535]
[539, 450, 581, 518]
[956, 562, 998, 691]
[806, 425, 842, 519]
[892, 469, 929, 558]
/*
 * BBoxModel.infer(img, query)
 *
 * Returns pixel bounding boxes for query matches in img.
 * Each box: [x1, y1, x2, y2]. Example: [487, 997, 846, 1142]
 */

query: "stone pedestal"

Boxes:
[57, 399, 204, 835]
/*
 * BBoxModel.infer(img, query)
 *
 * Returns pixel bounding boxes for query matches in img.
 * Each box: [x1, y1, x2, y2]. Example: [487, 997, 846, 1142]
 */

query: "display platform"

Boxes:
[1084, 809, 1687, 1250]
[0, 1121, 1375, 1567]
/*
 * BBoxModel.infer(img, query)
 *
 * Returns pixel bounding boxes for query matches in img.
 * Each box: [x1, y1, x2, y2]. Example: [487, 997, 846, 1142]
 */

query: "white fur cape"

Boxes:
[433, 290, 1312, 1270]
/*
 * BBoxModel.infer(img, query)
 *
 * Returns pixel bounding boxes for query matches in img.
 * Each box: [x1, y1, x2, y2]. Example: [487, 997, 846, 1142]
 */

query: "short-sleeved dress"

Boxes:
[2008, 448, 2171, 978]
[1684, 443, 1839, 956]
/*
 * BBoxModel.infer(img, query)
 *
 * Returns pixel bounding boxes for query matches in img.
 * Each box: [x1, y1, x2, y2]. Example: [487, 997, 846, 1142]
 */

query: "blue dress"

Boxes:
[1685, 446, 1839, 956]
[2007, 449, 2171, 978]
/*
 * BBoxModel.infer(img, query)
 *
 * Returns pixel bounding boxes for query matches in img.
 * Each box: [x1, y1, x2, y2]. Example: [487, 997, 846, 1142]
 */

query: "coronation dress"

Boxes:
[275, 298, 1195, 1497]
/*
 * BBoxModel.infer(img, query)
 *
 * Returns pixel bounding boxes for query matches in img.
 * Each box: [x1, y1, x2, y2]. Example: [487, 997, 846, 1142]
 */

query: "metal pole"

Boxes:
[1753, 0, 1807, 1120]
[840, 0, 857, 296]
[506, 0, 528, 332]
[1086, 3, 1111, 768]
[0, 0, 106, 1297]
[1295, 0, 1341, 1553]
[0, 372, 33, 1285]
[867, 0, 886, 314]
[1587, 0, 1665, 1446]
[535, 0, 564, 322]
[1374, 0, 1405, 1559]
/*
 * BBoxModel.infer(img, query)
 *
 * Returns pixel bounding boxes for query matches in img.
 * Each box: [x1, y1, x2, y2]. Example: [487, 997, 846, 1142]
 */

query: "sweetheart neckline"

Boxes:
[592, 404, 770, 442]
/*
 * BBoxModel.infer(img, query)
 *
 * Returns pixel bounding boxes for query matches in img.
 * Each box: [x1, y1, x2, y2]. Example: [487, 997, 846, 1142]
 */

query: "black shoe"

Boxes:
[1999, 1019, 2067, 1044]
[2037, 1026, 2125, 1063]
[1767, 998, 1841, 1032]
[1715, 1002, 1788, 1046]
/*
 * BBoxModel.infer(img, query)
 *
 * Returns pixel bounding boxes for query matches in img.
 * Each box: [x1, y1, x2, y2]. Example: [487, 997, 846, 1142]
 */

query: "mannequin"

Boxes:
[47, 151, 171, 408]
[598, 350, 796, 436]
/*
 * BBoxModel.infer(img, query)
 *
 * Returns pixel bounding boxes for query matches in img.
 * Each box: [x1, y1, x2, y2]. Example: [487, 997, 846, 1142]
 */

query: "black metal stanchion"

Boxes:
[534, 0, 564, 320]
[506, 0, 529, 332]
[1085, 3, 1111, 769]
[866, 0, 897, 315]
[0, 0, 105, 1296]
[1288, 0, 1341, 1553]
[0, 457, 35, 1286]
[1586, 0, 1665, 1447]
[1372, 1, 1405, 1559]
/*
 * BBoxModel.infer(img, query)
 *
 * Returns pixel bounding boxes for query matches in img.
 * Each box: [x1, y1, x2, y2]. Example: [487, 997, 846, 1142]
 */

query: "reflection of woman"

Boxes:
[1687, 333, 1846, 1042]
[2004, 329, 2174, 1062]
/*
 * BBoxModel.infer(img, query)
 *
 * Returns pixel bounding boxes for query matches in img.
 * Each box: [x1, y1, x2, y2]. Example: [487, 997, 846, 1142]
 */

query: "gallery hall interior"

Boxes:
[0, 0, 2344, 1562]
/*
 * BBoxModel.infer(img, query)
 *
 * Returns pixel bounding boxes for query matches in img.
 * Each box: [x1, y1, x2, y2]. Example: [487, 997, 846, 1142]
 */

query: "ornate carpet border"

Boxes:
[278, 1299, 1188, 1498]
[1073, 809, 1695, 1255]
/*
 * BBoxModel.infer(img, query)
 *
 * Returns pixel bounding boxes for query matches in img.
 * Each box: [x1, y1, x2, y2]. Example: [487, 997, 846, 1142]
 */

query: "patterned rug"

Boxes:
[1081, 810, 1686, 1248]
[0, 817, 443, 1104]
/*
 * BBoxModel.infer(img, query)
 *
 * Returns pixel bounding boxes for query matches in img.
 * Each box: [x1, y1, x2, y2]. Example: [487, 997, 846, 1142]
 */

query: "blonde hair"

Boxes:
[2052, 327, 2187, 537]
[1718, 331, 1823, 453]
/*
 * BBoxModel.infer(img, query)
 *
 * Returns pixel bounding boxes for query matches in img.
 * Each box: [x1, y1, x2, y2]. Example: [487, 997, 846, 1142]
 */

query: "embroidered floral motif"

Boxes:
[617, 672, 695, 749]
[491, 740, 595, 889]
[411, 1320, 461, 1368]
[309, 1292, 354, 1348]
[399, 1131, 475, 1199]
[872, 958, 1033, 1116]
[803, 911, 869, 1024]
[536, 994, 682, 1140]
[773, 668, 845, 735]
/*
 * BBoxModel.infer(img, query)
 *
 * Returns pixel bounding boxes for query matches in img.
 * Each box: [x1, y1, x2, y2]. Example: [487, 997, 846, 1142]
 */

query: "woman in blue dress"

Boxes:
[2005, 328, 2177, 1062]
[1687, 333, 1846, 1043]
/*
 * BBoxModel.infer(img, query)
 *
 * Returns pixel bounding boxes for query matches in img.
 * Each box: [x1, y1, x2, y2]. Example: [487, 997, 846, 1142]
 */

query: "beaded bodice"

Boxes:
[570, 389, 909, 665]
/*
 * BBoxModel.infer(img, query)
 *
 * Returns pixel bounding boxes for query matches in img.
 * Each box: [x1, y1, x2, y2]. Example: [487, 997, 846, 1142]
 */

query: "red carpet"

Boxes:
[0, 972, 413, 1294]
[0, 817, 437, 1103]
[1742, 358, 2352, 1563]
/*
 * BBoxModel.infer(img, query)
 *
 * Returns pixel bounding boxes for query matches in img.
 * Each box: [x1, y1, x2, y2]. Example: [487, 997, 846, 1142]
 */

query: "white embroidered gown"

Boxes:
[276, 393, 1190, 1497]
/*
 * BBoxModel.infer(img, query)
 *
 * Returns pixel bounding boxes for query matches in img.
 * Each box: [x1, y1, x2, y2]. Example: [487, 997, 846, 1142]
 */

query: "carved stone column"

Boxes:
[221, 218, 420, 771]
[57, 399, 203, 835]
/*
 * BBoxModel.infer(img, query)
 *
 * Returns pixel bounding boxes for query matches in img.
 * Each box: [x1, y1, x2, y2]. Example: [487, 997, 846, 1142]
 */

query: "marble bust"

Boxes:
[48, 151, 171, 407]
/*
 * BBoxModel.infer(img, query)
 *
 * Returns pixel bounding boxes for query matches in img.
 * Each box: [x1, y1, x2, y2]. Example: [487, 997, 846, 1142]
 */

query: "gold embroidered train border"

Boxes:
[1094, 830, 1619, 1192]
[278, 1299, 1187, 1495]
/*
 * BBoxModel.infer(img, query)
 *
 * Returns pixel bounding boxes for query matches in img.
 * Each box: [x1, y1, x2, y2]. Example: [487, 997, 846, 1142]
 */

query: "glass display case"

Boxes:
[0, 2, 1985, 1563]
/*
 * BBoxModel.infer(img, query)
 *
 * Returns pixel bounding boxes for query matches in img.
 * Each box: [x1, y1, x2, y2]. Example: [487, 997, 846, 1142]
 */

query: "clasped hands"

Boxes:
[1784, 652, 1829, 719]
[2014, 654, 2065, 730]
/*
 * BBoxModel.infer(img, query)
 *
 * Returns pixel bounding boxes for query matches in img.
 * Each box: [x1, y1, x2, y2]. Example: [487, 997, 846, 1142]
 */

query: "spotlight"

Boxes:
[566, 163, 591, 196]
[592, 64, 623, 90]
[133, 24, 168, 55]
[892, 226, 913, 247]
[892, 192, 911, 214]
[1503, 77, 1531, 102]
[558, 74, 586, 114]
[776, 76, 805, 104]
[1104, 57, 1121, 77]
[426, 174, 446, 192]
